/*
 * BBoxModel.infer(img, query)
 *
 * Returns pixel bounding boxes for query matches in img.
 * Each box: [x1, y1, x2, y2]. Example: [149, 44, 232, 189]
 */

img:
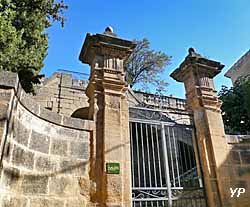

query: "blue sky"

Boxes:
[42, 0, 250, 98]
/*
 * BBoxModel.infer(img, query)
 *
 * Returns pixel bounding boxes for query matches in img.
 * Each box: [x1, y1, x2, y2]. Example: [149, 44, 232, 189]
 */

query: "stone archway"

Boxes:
[71, 107, 89, 119]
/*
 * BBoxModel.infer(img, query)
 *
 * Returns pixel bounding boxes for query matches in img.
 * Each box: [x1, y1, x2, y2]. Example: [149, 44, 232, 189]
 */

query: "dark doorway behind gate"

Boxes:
[129, 107, 207, 207]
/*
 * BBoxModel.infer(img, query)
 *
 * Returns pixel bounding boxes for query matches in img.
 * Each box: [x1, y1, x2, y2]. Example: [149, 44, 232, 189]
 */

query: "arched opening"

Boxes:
[71, 107, 89, 119]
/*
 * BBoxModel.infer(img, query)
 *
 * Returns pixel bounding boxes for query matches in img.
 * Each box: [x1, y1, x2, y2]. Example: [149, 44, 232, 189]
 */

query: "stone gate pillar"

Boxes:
[79, 28, 136, 206]
[171, 48, 228, 207]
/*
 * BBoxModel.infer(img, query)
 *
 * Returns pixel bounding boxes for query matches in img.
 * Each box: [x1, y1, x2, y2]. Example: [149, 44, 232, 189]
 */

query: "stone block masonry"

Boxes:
[0, 71, 94, 207]
[33, 73, 89, 117]
[171, 49, 250, 207]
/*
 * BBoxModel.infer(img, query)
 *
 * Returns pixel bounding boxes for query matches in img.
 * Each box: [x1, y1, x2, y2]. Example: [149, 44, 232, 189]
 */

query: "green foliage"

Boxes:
[219, 77, 250, 134]
[0, 0, 67, 93]
[124, 38, 171, 94]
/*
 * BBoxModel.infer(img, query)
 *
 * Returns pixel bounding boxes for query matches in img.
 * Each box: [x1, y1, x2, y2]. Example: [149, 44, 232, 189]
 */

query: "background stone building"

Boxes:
[225, 49, 250, 84]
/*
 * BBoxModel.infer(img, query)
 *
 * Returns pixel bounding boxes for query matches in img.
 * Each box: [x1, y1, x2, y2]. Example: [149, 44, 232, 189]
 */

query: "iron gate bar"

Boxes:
[130, 116, 207, 207]
[140, 123, 147, 187]
[172, 126, 181, 187]
[156, 125, 163, 187]
[145, 125, 154, 207]
[130, 122, 135, 187]
[168, 126, 175, 188]
[150, 124, 157, 188]
[145, 123, 152, 187]
[161, 123, 172, 206]
[135, 122, 141, 187]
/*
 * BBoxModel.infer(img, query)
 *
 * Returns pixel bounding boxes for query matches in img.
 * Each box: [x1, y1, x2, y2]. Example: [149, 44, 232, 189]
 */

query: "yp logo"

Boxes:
[230, 188, 246, 198]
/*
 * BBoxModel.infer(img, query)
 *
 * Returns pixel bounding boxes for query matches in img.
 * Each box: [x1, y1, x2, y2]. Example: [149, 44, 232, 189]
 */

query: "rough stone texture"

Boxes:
[35, 155, 57, 172]
[48, 176, 80, 196]
[69, 141, 89, 159]
[0, 72, 93, 207]
[1, 167, 21, 190]
[0, 196, 28, 207]
[11, 145, 35, 170]
[171, 50, 250, 207]
[59, 159, 87, 175]
[29, 131, 50, 154]
[33, 72, 89, 117]
[21, 175, 49, 194]
[12, 121, 30, 146]
[50, 138, 68, 156]
[81, 31, 135, 207]
[225, 49, 250, 84]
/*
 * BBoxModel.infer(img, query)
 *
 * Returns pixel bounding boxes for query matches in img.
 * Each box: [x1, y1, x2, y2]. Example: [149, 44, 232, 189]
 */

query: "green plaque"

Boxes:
[106, 162, 120, 174]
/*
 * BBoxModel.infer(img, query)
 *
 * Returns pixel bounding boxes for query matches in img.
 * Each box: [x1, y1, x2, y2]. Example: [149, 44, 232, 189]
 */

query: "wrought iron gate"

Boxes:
[129, 110, 207, 207]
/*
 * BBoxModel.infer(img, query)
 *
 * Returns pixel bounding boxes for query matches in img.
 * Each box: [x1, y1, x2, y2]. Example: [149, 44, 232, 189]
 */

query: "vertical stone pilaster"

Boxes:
[79, 29, 136, 206]
[171, 48, 227, 207]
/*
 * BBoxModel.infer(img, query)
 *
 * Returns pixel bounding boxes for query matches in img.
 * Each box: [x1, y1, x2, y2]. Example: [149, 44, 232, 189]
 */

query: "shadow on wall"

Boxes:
[0, 71, 94, 207]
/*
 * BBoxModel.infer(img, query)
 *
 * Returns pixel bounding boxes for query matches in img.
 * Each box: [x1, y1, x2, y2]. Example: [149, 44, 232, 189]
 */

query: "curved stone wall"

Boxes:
[0, 72, 93, 207]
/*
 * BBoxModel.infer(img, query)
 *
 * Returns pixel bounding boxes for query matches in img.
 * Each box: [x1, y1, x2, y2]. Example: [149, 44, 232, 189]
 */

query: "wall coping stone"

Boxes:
[225, 134, 250, 144]
[0, 71, 94, 131]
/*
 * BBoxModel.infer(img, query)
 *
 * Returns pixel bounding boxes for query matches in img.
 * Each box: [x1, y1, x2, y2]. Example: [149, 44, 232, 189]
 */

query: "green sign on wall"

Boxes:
[106, 162, 120, 174]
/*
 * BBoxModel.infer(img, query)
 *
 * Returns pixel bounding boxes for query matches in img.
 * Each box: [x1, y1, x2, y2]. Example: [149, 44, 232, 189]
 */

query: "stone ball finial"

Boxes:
[188, 47, 195, 55]
[105, 26, 113, 33]
[188, 47, 202, 58]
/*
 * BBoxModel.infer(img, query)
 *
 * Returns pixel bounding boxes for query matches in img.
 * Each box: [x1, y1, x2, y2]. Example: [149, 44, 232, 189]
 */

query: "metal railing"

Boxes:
[130, 118, 206, 207]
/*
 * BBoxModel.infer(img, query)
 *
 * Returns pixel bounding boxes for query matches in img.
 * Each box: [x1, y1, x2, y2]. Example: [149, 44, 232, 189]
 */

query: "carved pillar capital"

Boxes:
[171, 52, 224, 112]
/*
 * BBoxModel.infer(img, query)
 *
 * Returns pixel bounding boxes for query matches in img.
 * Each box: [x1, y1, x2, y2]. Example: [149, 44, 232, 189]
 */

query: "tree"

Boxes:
[219, 76, 250, 134]
[124, 38, 171, 93]
[0, 0, 67, 93]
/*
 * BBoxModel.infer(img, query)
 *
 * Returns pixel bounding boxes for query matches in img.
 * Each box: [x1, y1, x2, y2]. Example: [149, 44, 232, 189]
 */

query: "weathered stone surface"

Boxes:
[20, 94, 40, 115]
[0, 196, 28, 207]
[57, 127, 78, 139]
[29, 198, 65, 207]
[106, 176, 122, 200]
[29, 198, 49, 207]
[12, 145, 34, 170]
[1, 168, 21, 189]
[69, 141, 89, 160]
[59, 159, 87, 175]
[65, 199, 86, 207]
[13, 121, 30, 146]
[62, 116, 94, 130]
[47, 199, 65, 207]
[0, 103, 8, 120]
[30, 131, 50, 154]
[3, 142, 12, 162]
[63, 116, 82, 128]
[49, 176, 80, 195]
[40, 108, 62, 124]
[0, 89, 12, 101]
[78, 131, 89, 141]
[0, 71, 18, 88]
[35, 155, 57, 173]
[21, 175, 48, 194]
[50, 138, 68, 156]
